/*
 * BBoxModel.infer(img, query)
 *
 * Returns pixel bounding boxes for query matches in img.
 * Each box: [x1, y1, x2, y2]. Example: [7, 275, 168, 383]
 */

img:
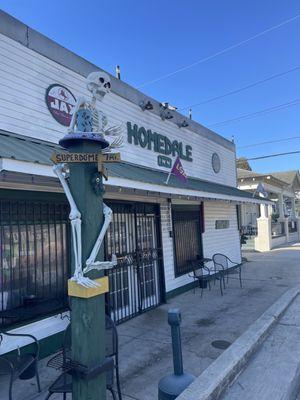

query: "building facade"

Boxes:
[238, 168, 300, 250]
[0, 11, 266, 353]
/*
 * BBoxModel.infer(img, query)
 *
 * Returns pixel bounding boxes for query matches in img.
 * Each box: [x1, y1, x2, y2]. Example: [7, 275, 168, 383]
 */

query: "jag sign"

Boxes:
[46, 84, 76, 126]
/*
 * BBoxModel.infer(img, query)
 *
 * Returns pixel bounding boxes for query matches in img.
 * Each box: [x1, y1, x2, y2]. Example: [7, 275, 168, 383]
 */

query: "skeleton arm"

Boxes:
[68, 96, 86, 133]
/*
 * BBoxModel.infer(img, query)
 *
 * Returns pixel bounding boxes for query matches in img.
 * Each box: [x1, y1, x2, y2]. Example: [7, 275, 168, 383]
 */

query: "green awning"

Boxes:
[0, 129, 266, 202]
[106, 162, 265, 201]
[0, 129, 60, 165]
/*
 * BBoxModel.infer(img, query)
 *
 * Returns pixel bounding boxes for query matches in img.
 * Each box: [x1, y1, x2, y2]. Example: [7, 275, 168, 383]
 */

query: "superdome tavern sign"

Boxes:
[127, 122, 193, 167]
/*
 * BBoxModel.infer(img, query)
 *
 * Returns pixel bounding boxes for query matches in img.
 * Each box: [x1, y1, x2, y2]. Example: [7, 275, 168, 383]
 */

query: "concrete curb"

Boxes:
[177, 285, 300, 400]
[283, 360, 300, 400]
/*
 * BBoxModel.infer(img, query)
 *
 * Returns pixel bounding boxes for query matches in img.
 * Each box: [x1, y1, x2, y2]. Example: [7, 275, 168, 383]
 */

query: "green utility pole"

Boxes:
[55, 70, 120, 400]
[67, 140, 106, 399]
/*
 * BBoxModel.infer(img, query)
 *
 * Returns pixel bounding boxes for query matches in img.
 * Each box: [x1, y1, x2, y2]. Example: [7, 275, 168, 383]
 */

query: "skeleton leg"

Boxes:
[53, 164, 99, 288]
[84, 203, 117, 273]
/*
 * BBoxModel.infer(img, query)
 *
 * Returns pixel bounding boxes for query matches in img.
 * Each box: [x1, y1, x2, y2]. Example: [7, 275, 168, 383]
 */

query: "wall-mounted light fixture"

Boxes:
[160, 103, 175, 121]
[139, 100, 154, 111]
[161, 111, 173, 121]
[177, 120, 189, 128]
[161, 102, 177, 111]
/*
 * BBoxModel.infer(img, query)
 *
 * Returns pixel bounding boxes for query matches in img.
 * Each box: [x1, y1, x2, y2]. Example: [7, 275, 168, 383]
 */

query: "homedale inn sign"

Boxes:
[127, 122, 193, 166]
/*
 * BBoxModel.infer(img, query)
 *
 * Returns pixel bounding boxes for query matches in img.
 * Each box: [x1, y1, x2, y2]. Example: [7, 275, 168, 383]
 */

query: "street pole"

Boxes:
[158, 309, 195, 399]
[67, 139, 106, 399]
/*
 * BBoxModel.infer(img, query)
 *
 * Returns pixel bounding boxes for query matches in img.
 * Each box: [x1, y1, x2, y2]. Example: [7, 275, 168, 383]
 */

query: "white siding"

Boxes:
[202, 202, 241, 267]
[0, 33, 236, 186]
[162, 201, 242, 293]
[160, 201, 176, 292]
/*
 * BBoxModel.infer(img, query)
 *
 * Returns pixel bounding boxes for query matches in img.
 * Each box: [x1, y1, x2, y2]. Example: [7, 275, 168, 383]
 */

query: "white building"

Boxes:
[238, 168, 300, 250]
[0, 11, 266, 355]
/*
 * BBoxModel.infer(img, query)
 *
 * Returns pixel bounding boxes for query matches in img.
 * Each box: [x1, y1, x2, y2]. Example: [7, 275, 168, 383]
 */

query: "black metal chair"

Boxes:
[46, 315, 122, 399]
[0, 330, 41, 400]
[188, 258, 212, 297]
[212, 253, 242, 289]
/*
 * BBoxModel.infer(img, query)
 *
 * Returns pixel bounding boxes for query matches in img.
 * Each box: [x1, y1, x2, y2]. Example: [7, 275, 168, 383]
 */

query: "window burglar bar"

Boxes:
[0, 199, 69, 327]
[105, 202, 163, 324]
[0, 199, 162, 327]
[172, 207, 203, 278]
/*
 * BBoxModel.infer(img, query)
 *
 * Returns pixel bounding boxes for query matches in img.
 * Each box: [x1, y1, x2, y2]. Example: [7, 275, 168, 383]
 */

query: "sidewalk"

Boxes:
[1, 242, 300, 400]
[220, 292, 300, 400]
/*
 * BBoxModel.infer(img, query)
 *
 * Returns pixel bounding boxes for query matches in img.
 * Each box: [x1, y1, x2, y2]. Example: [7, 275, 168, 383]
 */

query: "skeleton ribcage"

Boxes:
[75, 104, 107, 133]
[92, 109, 99, 132]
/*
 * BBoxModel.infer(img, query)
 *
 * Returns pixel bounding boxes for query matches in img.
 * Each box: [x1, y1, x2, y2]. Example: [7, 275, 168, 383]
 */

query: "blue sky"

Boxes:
[1, 0, 300, 173]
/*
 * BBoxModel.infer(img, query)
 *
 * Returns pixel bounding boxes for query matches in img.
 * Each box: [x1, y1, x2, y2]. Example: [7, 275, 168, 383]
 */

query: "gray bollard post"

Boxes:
[158, 309, 195, 400]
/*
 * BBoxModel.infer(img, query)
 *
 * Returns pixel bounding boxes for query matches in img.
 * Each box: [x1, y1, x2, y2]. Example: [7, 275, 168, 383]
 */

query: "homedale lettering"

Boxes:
[127, 122, 193, 162]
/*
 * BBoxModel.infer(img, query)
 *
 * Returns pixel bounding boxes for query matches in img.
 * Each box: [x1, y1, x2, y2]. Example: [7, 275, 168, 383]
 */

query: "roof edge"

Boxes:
[0, 128, 61, 149]
[237, 171, 289, 188]
[0, 10, 235, 152]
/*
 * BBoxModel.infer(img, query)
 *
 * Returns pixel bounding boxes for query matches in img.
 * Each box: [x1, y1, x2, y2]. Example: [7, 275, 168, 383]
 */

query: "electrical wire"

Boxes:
[236, 150, 300, 162]
[138, 13, 300, 88]
[238, 136, 300, 149]
[179, 65, 300, 111]
[208, 99, 300, 128]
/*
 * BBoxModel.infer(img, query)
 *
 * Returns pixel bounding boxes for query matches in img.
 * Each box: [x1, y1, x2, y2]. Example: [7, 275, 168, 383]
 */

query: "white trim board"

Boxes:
[0, 312, 69, 355]
[1, 158, 55, 177]
[108, 176, 270, 205]
[0, 158, 268, 205]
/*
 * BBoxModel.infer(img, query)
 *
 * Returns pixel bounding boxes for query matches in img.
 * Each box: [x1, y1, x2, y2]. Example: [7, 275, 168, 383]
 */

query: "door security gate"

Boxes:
[105, 202, 163, 324]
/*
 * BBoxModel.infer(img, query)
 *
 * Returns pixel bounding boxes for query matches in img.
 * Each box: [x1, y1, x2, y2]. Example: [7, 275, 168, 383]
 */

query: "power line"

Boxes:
[208, 99, 300, 128]
[179, 65, 300, 111]
[237, 149, 300, 162]
[138, 13, 300, 88]
[238, 135, 300, 149]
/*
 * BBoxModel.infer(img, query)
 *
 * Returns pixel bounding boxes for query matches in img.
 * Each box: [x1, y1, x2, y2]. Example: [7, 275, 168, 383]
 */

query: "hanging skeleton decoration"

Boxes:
[68, 71, 123, 151]
[53, 164, 117, 288]
[54, 71, 122, 288]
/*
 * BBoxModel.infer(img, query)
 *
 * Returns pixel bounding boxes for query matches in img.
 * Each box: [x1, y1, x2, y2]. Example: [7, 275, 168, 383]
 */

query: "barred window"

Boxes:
[172, 205, 203, 277]
[0, 199, 69, 327]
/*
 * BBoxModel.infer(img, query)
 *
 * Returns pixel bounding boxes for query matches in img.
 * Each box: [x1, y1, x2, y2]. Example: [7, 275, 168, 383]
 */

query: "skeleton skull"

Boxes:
[87, 71, 111, 100]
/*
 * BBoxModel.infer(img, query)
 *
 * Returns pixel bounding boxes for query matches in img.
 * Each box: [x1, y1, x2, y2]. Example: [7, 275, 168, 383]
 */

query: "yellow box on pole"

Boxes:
[68, 276, 109, 298]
